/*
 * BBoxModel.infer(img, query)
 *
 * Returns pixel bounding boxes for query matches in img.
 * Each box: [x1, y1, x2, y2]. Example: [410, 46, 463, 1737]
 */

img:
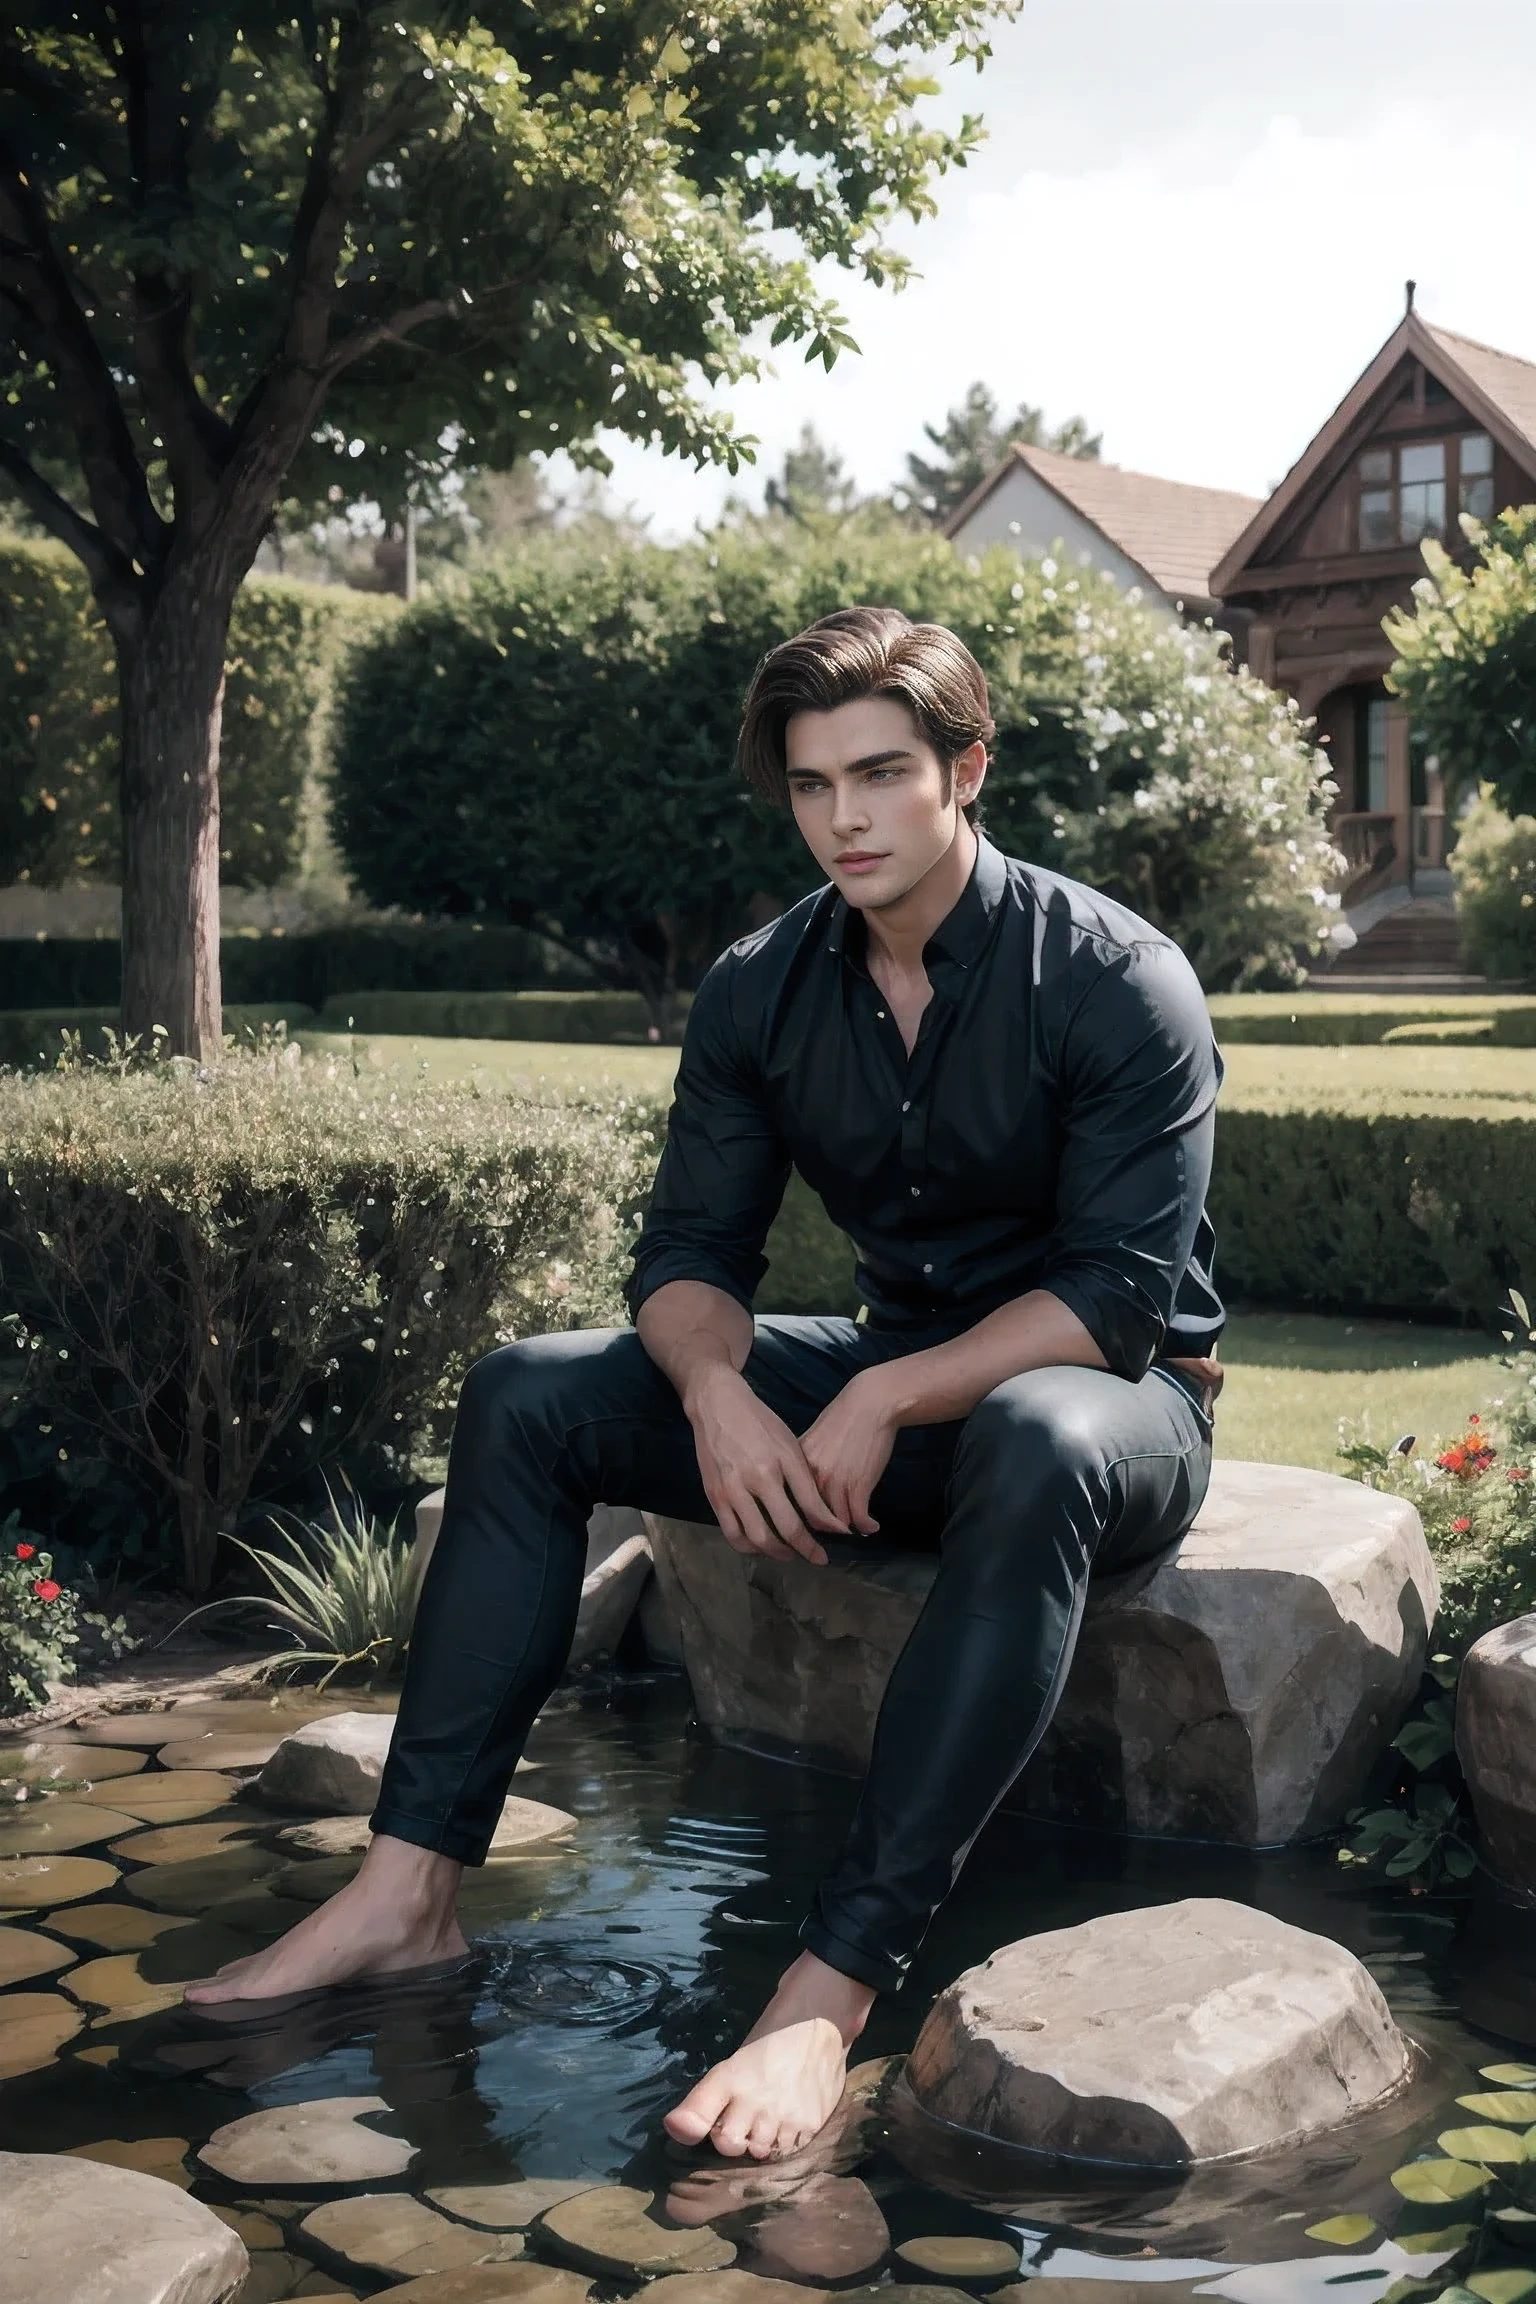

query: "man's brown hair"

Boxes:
[736, 606, 995, 818]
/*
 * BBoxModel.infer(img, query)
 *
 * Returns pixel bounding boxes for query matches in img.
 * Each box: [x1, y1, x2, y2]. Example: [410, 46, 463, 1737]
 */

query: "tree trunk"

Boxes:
[118, 572, 234, 1059]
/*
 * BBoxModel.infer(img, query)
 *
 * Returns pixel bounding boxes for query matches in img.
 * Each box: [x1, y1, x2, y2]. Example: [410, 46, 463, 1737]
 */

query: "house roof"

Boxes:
[1211, 311, 1536, 596]
[944, 441, 1262, 602]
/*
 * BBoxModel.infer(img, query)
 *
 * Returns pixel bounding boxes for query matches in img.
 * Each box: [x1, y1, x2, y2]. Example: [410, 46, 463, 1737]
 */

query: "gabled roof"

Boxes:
[1211, 311, 1536, 596]
[944, 441, 1262, 602]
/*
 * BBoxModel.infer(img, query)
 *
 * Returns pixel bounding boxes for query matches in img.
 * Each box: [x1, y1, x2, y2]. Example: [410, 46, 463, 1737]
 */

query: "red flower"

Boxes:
[1509, 1466, 1531, 1482]
[31, 1578, 61, 1602]
[1469, 1414, 1481, 1424]
[1453, 1516, 1471, 1533]
[1437, 1428, 1497, 1480]
[14, 1542, 35, 1560]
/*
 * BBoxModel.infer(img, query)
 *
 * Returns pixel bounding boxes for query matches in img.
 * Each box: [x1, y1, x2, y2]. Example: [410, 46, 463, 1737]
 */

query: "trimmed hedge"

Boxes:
[0, 535, 397, 890]
[313, 990, 662, 1042]
[0, 1006, 314, 1072]
[1208, 993, 1536, 1045]
[0, 920, 590, 1012]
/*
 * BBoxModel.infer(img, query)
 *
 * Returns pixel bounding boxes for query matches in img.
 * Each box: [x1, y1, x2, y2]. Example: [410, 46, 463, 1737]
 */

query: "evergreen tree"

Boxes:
[905, 382, 1101, 521]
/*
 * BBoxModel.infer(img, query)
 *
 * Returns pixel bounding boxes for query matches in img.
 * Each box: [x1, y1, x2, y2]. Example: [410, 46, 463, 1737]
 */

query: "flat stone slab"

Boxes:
[279, 1794, 574, 1861]
[198, 2096, 416, 2185]
[428, 2179, 597, 2230]
[0, 1922, 74, 1986]
[905, 1896, 1410, 2164]
[1458, 1615, 1536, 1895]
[0, 1853, 120, 1908]
[65, 2137, 193, 2189]
[745, 2174, 889, 2285]
[300, 2196, 524, 2282]
[1, 1739, 148, 1788]
[895, 2238, 1021, 2282]
[646, 1458, 1437, 1845]
[0, 2149, 246, 2303]
[44, 1903, 197, 1951]
[82, 1770, 240, 1819]
[0, 1800, 144, 1857]
[537, 2186, 736, 2277]
[387, 2271, 594, 2304]
[644, 2277, 828, 2304]
[0, 1989, 84, 2078]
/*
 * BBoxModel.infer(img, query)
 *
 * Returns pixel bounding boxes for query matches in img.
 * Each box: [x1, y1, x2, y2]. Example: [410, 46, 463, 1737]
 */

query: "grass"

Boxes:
[1213, 1311, 1499, 1471]
[296, 1029, 678, 1096]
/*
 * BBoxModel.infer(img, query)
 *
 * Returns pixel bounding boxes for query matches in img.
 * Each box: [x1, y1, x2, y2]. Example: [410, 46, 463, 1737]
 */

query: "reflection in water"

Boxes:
[3, 1670, 1536, 2292]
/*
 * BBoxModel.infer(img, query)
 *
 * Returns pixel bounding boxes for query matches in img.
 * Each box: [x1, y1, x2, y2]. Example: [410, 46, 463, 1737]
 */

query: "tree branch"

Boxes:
[318, 295, 465, 382]
[0, 431, 132, 600]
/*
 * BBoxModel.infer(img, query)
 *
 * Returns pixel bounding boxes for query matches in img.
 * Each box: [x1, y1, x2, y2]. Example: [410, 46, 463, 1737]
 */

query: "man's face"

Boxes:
[784, 694, 986, 912]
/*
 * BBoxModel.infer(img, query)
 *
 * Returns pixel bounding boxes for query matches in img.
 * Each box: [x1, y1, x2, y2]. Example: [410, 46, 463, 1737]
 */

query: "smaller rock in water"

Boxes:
[745, 2175, 889, 2286]
[199, 2095, 416, 2185]
[41, 1902, 196, 1952]
[62, 1952, 185, 2021]
[0, 1853, 119, 1909]
[643, 2275, 830, 2304]
[0, 1923, 74, 1987]
[0, 2148, 247, 2304]
[896, 2237, 1020, 2284]
[158, 1734, 282, 1772]
[65, 2135, 192, 2189]
[84, 1768, 239, 1820]
[0, 1990, 83, 2078]
[385, 2268, 595, 2304]
[0, 1800, 144, 1857]
[428, 2178, 596, 2231]
[1458, 1616, 1536, 1897]
[537, 2186, 736, 2277]
[905, 1898, 1410, 2164]
[255, 1712, 396, 1813]
[568, 1532, 653, 1667]
[281, 1795, 574, 1861]
[300, 2195, 524, 2282]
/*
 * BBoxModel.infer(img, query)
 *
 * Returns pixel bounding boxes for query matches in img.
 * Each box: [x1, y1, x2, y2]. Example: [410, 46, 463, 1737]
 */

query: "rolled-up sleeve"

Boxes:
[624, 954, 791, 1323]
[1037, 938, 1219, 1381]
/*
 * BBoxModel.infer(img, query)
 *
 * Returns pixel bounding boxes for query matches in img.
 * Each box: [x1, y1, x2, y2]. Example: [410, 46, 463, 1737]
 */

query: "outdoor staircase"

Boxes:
[1334, 899, 1466, 978]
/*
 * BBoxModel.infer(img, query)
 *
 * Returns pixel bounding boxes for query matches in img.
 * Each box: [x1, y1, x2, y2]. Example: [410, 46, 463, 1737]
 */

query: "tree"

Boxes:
[764, 424, 859, 522]
[1386, 508, 1536, 817]
[904, 380, 1101, 521]
[0, 3, 1014, 1055]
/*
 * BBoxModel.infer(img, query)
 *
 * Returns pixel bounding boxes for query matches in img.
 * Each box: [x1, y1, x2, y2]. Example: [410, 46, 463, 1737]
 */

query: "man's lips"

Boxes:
[835, 852, 886, 871]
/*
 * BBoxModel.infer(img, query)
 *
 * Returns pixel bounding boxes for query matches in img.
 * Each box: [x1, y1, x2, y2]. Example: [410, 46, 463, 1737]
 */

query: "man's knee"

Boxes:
[955, 1365, 1111, 1500]
[456, 1328, 631, 1443]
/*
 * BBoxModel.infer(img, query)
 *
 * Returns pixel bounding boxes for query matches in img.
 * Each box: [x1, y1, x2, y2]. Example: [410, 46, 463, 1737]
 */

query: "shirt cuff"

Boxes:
[1038, 1270, 1163, 1383]
[625, 1249, 764, 1325]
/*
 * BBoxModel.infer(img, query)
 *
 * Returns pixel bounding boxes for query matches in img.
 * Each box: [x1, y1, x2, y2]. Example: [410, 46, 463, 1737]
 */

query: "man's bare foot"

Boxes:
[663, 1950, 876, 2161]
[183, 1835, 467, 2005]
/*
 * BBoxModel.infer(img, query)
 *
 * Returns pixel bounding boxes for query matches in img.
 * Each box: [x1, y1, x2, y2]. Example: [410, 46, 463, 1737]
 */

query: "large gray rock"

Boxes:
[254, 1710, 396, 1813]
[1458, 1615, 1536, 1895]
[646, 1458, 1437, 1845]
[414, 1494, 653, 1668]
[0, 2148, 247, 2304]
[904, 1897, 1410, 2163]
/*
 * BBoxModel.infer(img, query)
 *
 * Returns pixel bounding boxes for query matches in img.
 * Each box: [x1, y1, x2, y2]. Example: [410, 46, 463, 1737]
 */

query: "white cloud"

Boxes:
[592, 94, 1536, 538]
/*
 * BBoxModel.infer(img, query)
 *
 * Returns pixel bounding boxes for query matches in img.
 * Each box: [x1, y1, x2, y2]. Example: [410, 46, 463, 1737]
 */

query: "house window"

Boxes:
[1358, 448, 1395, 548]
[1398, 442, 1446, 541]
[1460, 431, 1495, 520]
[1361, 698, 1390, 814]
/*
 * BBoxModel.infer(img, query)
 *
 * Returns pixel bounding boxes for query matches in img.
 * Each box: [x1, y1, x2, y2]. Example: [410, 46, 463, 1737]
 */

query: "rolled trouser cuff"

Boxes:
[368, 1806, 492, 1868]
[797, 1909, 907, 1993]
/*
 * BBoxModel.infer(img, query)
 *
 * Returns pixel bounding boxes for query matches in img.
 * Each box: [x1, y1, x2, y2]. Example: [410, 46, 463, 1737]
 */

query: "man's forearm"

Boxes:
[635, 1279, 756, 1411]
[873, 1289, 1109, 1429]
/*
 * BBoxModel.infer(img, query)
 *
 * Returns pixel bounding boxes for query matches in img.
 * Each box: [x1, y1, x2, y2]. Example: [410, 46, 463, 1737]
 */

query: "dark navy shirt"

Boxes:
[625, 834, 1224, 1380]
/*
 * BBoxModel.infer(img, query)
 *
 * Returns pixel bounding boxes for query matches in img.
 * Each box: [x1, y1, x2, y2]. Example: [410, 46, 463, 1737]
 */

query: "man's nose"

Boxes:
[829, 778, 869, 836]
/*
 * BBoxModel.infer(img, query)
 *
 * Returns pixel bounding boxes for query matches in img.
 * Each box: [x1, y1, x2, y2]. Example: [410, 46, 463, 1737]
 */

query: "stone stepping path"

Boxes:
[0, 1798, 146, 1857]
[199, 2096, 417, 2185]
[0, 1852, 119, 1908]
[45, 1900, 196, 1951]
[125, 1842, 286, 1912]
[159, 1733, 285, 1771]
[0, 1920, 74, 1985]
[644, 2276, 830, 2304]
[0, 1988, 84, 2077]
[300, 2196, 526, 2283]
[107, 1816, 265, 1865]
[537, 2186, 736, 2278]
[427, 2179, 594, 2231]
[64, 2136, 193, 2188]
[0, 1738, 147, 1788]
[387, 2269, 593, 2304]
[233, 2247, 314, 2304]
[64, 1950, 188, 2020]
[895, 2237, 1022, 2282]
[81, 1768, 238, 1819]
[279, 1795, 575, 1862]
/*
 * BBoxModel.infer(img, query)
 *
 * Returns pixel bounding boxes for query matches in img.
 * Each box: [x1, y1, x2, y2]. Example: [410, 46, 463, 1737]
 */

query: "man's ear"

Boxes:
[954, 740, 988, 808]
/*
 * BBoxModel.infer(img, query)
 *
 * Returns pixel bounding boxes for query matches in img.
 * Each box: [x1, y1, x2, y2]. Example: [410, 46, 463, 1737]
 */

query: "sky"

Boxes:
[569, 0, 1536, 537]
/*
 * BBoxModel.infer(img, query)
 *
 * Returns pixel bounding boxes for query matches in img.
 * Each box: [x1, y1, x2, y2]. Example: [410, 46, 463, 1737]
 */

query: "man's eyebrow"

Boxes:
[787, 748, 914, 776]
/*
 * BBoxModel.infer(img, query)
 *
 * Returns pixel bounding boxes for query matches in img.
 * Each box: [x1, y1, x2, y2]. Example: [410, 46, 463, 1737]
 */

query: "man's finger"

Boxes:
[757, 1475, 830, 1565]
[732, 1488, 801, 1562]
[782, 1450, 848, 1537]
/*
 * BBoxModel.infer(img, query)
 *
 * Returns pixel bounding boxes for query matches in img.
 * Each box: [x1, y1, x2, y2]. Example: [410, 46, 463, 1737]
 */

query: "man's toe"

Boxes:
[664, 2070, 735, 2145]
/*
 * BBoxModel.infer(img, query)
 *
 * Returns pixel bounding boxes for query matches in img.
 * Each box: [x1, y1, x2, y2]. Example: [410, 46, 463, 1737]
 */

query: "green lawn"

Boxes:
[295, 1029, 680, 1096]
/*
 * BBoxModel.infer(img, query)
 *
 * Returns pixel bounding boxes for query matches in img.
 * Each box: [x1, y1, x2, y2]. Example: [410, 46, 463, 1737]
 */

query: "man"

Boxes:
[188, 606, 1223, 2167]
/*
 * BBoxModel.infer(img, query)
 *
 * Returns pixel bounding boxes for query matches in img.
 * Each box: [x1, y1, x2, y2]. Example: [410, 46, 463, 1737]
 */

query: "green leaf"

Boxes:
[1484, 2066, 1536, 2085]
[1438, 2126, 1528, 2164]
[1304, 2216, 1378, 2246]
[1395, 2225, 1478, 2256]
[1457, 2092, 1536, 2124]
[1395, 1718, 1458, 1770]
[1392, 2161, 1495, 2203]
[1467, 2275, 1536, 2304]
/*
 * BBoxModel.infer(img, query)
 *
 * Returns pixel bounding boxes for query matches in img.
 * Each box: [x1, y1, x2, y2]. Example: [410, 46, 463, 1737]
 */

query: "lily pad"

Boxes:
[1484, 2065, 1536, 2086]
[1458, 2094, 1536, 2125]
[0, 1988, 84, 2076]
[0, 1800, 145, 1857]
[0, 1853, 119, 1909]
[0, 1922, 74, 1986]
[1304, 2217, 1378, 2246]
[1439, 2126, 1529, 2165]
[40, 1902, 197, 1952]
[0, 1740, 147, 1789]
[1391, 2161, 1493, 2204]
[124, 1843, 284, 1913]
[1396, 2226, 1478, 2256]
[64, 1952, 187, 2019]
[1467, 2277, 1536, 2304]
[1495, 2208, 1536, 2230]
[158, 1734, 283, 1772]
[65, 2135, 192, 2189]
[106, 1818, 264, 1866]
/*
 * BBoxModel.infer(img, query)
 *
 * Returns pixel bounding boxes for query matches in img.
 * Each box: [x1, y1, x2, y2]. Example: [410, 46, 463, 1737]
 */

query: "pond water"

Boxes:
[4, 1671, 1536, 2303]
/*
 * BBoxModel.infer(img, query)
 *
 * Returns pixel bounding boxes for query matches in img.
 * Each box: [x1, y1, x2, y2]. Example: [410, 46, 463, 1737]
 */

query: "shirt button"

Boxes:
[910, 1184, 921, 1197]
[923, 1262, 933, 1275]
[901, 1099, 911, 1112]
[876, 1009, 886, 1020]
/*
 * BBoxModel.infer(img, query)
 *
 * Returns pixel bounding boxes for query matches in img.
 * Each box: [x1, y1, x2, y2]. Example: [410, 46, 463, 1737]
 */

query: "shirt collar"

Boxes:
[828, 831, 1007, 972]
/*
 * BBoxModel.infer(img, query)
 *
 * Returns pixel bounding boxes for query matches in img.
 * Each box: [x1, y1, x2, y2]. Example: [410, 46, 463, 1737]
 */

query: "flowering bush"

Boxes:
[0, 1513, 133, 1713]
[1447, 794, 1536, 983]
[1340, 1294, 1536, 1651]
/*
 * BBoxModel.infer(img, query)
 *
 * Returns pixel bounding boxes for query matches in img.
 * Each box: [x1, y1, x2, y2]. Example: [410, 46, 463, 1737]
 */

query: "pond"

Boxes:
[3, 1671, 1536, 2303]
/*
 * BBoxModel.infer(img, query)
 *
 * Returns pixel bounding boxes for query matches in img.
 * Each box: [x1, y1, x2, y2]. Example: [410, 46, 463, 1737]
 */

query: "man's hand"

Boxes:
[800, 1368, 899, 1538]
[685, 1362, 847, 1566]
